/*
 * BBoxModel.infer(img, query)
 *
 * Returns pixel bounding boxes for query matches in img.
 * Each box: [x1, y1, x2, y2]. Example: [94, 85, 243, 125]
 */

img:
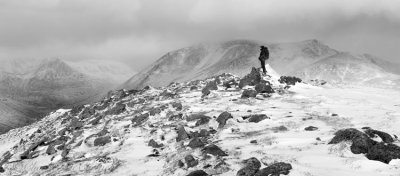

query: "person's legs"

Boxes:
[260, 59, 266, 74]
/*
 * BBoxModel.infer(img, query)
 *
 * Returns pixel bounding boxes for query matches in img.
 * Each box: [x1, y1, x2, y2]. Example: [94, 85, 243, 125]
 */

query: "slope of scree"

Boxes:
[0, 66, 399, 176]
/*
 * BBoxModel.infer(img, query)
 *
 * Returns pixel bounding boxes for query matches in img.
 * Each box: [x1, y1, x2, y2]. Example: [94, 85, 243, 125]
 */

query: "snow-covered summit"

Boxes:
[1, 68, 399, 176]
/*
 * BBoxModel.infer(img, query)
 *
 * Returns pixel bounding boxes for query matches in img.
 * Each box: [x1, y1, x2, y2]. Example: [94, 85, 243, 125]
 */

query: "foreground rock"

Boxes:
[216, 111, 233, 128]
[254, 162, 292, 176]
[239, 67, 262, 88]
[236, 157, 261, 176]
[329, 128, 400, 163]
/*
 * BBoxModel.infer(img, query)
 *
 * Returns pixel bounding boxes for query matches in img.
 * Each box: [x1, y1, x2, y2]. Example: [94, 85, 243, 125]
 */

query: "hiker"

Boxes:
[258, 46, 269, 74]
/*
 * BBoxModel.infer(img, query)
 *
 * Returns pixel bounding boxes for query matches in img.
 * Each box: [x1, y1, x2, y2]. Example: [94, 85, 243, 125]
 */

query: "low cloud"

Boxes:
[0, 0, 399, 71]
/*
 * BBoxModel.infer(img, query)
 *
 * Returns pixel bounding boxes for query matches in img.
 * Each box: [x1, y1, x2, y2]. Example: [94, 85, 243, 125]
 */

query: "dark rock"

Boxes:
[329, 128, 372, 154]
[69, 118, 84, 130]
[195, 116, 211, 126]
[223, 79, 238, 89]
[201, 87, 211, 97]
[0, 166, 4, 173]
[255, 83, 274, 94]
[93, 136, 111, 146]
[254, 162, 292, 176]
[149, 107, 162, 116]
[188, 137, 205, 148]
[89, 115, 103, 126]
[187, 114, 212, 121]
[132, 113, 150, 126]
[241, 89, 258, 98]
[70, 105, 84, 115]
[366, 143, 400, 164]
[250, 140, 257, 144]
[186, 170, 209, 176]
[205, 80, 218, 90]
[20, 137, 49, 160]
[329, 128, 400, 163]
[237, 157, 261, 176]
[96, 129, 109, 137]
[178, 160, 185, 168]
[168, 113, 183, 121]
[160, 90, 177, 99]
[40, 165, 49, 170]
[185, 155, 199, 168]
[304, 126, 318, 131]
[172, 102, 183, 111]
[79, 107, 95, 119]
[202, 144, 228, 157]
[363, 128, 394, 143]
[46, 144, 57, 155]
[176, 126, 189, 142]
[278, 76, 302, 85]
[190, 86, 198, 91]
[244, 114, 269, 123]
[239, 67, 262, 88]
[105, 103, 126, 115]
[148, 139, 163, 148]
[199, 129, 211, 137]
[216, 111, 233, 128]
[271, 126, 288, 133]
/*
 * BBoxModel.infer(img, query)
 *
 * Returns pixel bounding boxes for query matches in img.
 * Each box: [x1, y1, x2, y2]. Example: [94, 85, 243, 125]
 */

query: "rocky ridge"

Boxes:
[0, 67, 399, 176]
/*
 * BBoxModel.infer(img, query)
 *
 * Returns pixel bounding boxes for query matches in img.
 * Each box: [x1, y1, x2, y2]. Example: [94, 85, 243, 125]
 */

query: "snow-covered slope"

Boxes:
[1, 67, 399, 176]
[121, 39, 399, 89]
[292, 53, 400, 88]
[0, 58, 135, 134]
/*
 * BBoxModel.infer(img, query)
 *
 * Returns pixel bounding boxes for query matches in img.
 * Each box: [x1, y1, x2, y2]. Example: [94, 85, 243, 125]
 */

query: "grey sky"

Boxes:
[0, 0, 399, 71]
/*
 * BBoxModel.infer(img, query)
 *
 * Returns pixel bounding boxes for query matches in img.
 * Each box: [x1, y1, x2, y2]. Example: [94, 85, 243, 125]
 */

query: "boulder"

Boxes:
[79, 107, 95, 119]
[329, 128, 400, 163]
[176, 126, 189, 142]
[187, 114, 212, 121]
[223, 79, 238, 89]
[70, 105, 84, 116]
[149, 107, 162, 116]
[241, 89, 258, 99]
[239, 67, 262, 88]
[254, 162, 292, 176]
[188, 137, 205, 149]
[254, 83, 274, 94]
[363, 127, 394, 143]
[201, 88, 211, 97]
[205, 80, 218, 90]
[105, 103, 126, 115]
[186, 170, 209, 176]
[172, 102, 183, 111]
[195, 116, 211, 126]
[148, 139, 163, 148]
[216, 111, 233, 128]
[202, 144, 228, 157]
[304, 126, 318, 131]
[247, 114, 269, 123]
[132, 113, 150, 126]
[94, 136, 112, 146]
[278, 76, 302, 85]
[185, 154, 199, 168]
[236, 157, 261, 176]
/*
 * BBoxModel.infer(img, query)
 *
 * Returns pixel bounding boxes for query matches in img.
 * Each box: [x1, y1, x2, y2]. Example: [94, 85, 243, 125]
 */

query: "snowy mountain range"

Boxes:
[121, 39, 400, 89]
[0, 58, 135, 134]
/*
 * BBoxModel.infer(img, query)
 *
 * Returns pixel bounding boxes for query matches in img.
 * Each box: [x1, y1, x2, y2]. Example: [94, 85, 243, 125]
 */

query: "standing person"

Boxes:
[258, 46, 269, 74]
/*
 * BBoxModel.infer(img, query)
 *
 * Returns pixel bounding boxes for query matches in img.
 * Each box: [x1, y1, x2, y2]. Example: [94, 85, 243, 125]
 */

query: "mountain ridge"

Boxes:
[121, 39, 398, 90]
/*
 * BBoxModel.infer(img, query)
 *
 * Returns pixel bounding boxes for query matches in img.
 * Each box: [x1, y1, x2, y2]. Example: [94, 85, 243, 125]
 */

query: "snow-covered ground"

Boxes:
[0, 66, 399, 176]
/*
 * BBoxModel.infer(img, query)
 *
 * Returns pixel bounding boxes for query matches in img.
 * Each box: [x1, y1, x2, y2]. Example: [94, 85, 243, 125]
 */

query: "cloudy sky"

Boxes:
[0, 0, 399, 71]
